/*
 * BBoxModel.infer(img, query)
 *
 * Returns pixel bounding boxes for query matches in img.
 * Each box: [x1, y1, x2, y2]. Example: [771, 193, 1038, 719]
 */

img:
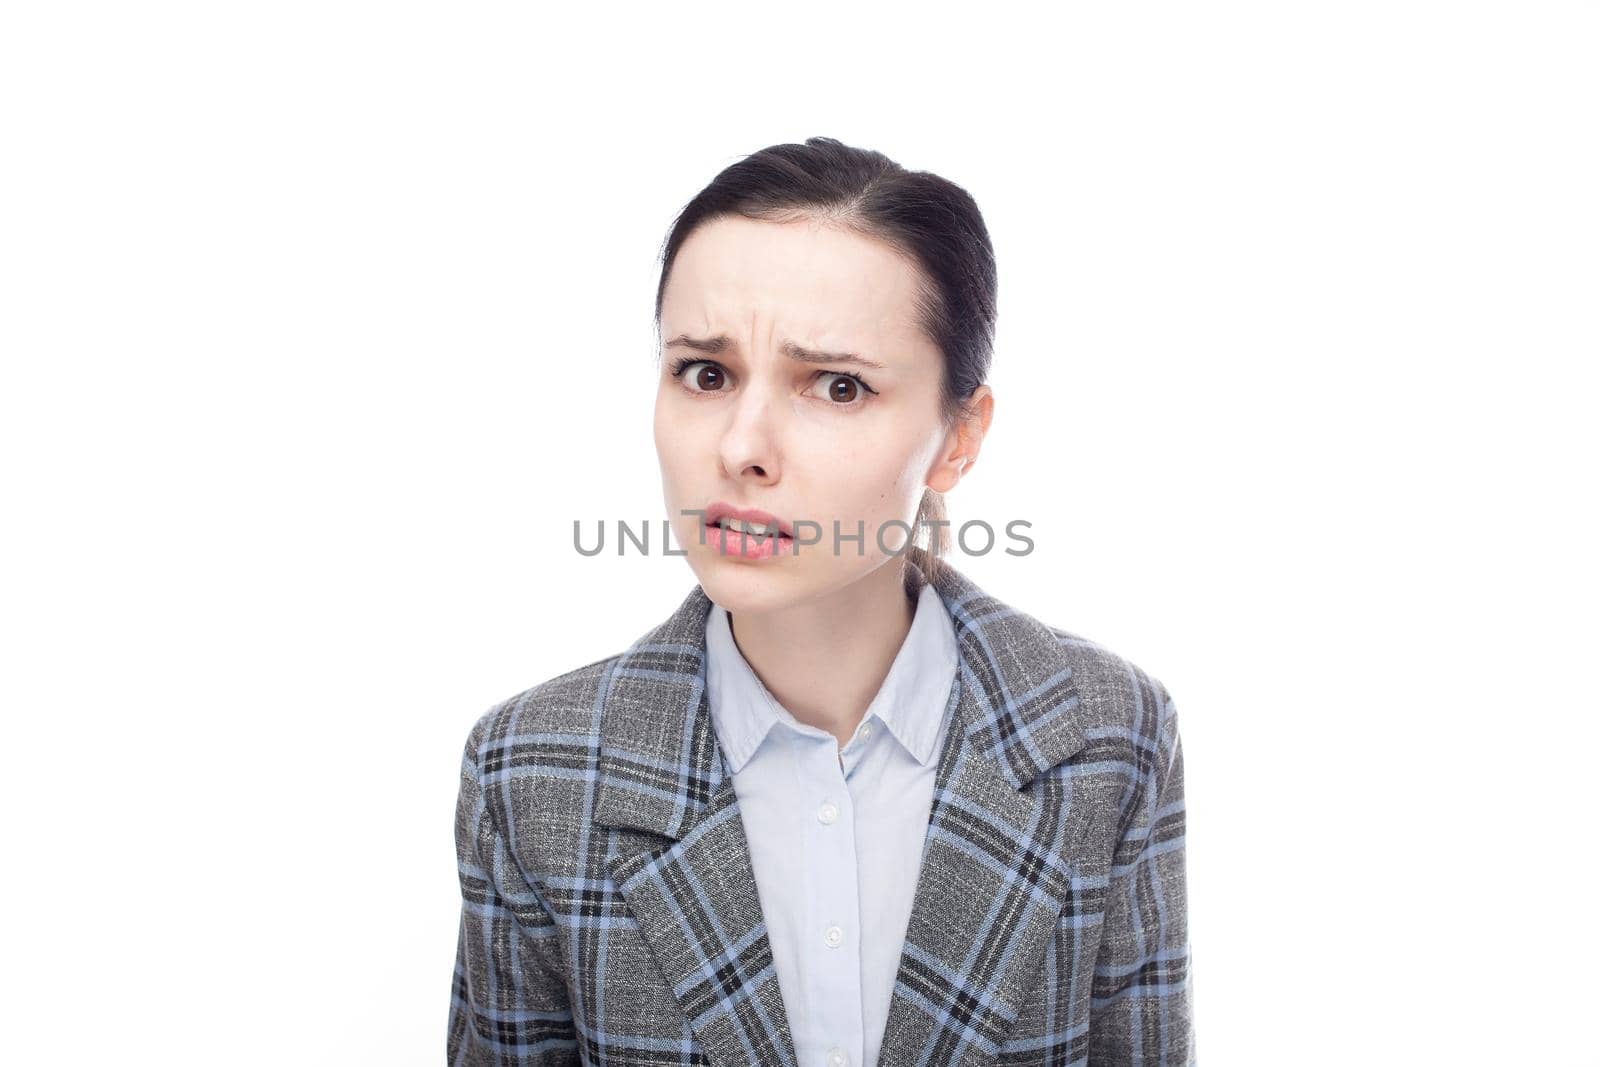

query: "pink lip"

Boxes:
[700, 501, 797, 561]
[702, 501, 796, 539]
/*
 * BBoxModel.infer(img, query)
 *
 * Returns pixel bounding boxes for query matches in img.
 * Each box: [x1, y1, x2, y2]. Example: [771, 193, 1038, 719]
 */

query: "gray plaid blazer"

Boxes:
[450, 554, 1194, 1065]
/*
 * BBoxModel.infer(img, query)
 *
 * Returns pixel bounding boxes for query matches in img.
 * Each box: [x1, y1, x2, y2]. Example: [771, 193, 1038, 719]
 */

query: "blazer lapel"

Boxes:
[875, 560, 1099, 1067]
[592, 587, 800, 1067]
[591, 549, 1095, 1067]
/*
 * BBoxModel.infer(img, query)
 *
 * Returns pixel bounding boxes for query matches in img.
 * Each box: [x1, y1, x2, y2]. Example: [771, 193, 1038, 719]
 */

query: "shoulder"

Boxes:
[455, 653, 627, 887]
[1037, 618, 1181, 764]
[1050, 622, 1174, 714]
[460, 651, 625, 771]
[969, 608, 1185, 822]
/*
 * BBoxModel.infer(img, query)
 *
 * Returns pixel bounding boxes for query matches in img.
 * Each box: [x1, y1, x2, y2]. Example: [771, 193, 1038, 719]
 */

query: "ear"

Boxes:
[925, 385, 994, 493]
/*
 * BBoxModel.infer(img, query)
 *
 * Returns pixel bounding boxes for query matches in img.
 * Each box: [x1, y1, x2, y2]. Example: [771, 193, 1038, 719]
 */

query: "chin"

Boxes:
[688, 553, 821, 614]
[693, 549, 894, 617]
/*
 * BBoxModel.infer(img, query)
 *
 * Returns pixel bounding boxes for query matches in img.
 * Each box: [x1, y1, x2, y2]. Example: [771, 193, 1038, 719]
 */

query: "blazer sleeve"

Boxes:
[448, 721, 579, 1065]
[1087, 678, 1195, 1064]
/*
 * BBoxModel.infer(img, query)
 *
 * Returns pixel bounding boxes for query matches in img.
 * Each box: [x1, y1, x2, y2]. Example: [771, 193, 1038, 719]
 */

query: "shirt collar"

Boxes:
[704, 575, 959, 774]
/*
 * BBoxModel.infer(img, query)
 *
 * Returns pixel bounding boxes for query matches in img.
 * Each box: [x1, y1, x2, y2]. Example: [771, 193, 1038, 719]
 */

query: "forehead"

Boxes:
[661, 215, 929, 355]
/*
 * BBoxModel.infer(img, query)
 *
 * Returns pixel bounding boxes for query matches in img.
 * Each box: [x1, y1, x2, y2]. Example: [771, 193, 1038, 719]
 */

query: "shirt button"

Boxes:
[827, 1048, 848, 1067]
[824, 924, 843, 947]
[817, 801, 839, 825]
[860, 722, 872, 739]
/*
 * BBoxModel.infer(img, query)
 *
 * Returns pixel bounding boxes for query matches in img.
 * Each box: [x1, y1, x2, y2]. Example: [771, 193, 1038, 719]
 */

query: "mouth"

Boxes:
[702, 502, 796, 539]
[700, 502, 797, 559]
[705, 517, 793, 538]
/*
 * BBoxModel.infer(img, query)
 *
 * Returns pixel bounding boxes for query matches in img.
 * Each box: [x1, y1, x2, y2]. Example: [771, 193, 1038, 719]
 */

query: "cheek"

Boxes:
[653, 420, 688, 505]
[652, 389, 672, 445]
[830, 446, 926, 517]
[653, 395, 690, 471]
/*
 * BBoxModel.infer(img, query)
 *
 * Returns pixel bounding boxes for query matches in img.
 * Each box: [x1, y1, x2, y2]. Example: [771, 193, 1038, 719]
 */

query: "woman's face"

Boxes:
[654, 213, 968, 613]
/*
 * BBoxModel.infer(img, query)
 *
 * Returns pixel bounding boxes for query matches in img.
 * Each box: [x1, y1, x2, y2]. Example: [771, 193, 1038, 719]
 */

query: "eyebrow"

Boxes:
[663, 334, 887, 371]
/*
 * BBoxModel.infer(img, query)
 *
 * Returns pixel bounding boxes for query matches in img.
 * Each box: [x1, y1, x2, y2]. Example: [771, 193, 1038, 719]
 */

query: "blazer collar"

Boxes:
[593, 548, 1092, 1067]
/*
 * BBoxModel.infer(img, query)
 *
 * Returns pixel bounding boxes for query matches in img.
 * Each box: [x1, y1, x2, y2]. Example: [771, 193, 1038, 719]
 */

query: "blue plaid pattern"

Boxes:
[450, 550, 1194, 1065]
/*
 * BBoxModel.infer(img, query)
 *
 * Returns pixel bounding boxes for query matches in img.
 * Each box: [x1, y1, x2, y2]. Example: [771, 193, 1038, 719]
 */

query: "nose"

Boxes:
[717, 378, 781, 484]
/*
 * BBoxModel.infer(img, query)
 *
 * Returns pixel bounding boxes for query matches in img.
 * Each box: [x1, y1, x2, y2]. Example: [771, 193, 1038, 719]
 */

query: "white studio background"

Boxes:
[2, 3, 1595, 1064]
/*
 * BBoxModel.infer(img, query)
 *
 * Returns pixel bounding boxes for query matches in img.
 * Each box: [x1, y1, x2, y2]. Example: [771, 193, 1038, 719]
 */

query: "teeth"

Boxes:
[721, 518, 777, 535]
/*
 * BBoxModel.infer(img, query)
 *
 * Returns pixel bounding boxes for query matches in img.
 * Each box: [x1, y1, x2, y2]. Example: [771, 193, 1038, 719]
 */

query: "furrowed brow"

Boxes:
[663, 334, 884, 371]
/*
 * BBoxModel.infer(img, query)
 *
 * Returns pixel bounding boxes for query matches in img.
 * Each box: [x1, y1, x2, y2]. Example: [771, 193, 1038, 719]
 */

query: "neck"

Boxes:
[725, 559, 918, 750]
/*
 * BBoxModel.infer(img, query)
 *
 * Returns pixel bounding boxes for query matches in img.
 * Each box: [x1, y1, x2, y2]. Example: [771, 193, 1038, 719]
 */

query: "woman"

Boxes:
[449, 136, 1194, 1066]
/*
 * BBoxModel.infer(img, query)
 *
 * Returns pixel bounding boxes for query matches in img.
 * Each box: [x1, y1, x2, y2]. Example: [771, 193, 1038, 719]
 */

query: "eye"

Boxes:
[669, 358, 729, 394]
[668, 357, 877, 406]
[811, 371, 876, 406]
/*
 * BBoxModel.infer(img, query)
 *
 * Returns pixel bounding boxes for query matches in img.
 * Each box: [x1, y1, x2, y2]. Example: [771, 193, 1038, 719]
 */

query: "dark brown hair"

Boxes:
[654, 136, 997, 587]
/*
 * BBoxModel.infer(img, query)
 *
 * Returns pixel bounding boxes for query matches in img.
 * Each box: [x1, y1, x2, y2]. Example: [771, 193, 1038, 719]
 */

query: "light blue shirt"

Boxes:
[704, 577, 960, 1067]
